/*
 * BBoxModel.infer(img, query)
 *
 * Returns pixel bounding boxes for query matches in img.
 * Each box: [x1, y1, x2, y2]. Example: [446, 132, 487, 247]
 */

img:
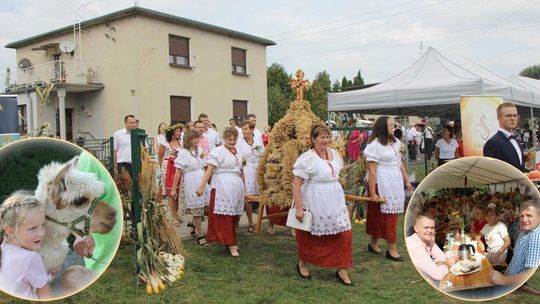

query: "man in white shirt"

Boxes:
[229, 118, 242, 135]
[406, 123, 418, 161]
[113, 114, 137, 176]
[422, 120, 434, 160]
[198, 113, 221, 151]
[246, 113, 263, 146]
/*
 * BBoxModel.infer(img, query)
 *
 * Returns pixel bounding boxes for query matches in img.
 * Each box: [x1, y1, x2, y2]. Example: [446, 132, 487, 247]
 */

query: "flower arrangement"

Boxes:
[257, 99, 324, 207]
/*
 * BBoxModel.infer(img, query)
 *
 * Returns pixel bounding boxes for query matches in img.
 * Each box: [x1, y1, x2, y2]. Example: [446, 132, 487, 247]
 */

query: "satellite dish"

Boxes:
[18, 58, 32, 69]
[59, 41, 75, 53]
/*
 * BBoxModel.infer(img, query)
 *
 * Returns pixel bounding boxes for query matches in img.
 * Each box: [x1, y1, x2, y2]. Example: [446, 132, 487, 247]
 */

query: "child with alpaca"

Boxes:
[0, 192, 54, 299]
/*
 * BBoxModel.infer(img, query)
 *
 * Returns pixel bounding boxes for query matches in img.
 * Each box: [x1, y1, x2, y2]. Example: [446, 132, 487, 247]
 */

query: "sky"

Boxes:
[1, 0, 539, 90]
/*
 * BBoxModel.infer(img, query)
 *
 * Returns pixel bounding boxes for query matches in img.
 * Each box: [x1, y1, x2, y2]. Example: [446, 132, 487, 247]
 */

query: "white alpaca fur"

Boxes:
[34, 156, 105, 273]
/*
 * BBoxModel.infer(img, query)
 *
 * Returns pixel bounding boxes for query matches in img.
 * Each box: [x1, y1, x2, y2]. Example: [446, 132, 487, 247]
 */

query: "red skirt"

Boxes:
[265, 205, 289, 226]
[366, 201, 398, 242]
[207, 189, 238, 246]
[164, 158, 180, 196]
[295, 229, 353, 268]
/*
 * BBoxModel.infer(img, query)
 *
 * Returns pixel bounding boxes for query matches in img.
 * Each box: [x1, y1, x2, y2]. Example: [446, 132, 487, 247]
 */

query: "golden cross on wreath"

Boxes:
[289, 70, 310, 100]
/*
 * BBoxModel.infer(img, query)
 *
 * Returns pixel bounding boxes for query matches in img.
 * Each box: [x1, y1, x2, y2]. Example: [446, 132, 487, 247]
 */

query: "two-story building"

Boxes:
[5, 6, 275, 140]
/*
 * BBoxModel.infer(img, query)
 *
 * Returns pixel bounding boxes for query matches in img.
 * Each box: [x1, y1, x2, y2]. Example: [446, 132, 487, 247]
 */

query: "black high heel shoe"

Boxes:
[335, 270, 352, 286]
[296, 263, 311, 280]
[385, 250, 404, 262]
[367, 243, 381, 255]
[187, 221, 196, 238]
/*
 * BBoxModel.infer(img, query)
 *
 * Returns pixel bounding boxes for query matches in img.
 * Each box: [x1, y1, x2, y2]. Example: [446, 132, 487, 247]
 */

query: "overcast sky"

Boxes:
[1, 0, 539, 89]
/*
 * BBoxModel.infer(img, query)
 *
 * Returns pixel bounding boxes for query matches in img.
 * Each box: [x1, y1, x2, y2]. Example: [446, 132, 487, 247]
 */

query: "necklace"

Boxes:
[244, 137, 253, 146]
[313, 148, 335, 178]
[189, 148, 198, 158]
[314, 148, 328, 160]
[226, 146, 237, 155]
[226, 146, 241, 167]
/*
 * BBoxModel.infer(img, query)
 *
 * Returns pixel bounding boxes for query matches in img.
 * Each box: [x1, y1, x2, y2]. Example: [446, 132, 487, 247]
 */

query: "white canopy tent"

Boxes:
[328, 47, 540, 118]
[509, 75, 540, 101]
[417, 157, 530, 190]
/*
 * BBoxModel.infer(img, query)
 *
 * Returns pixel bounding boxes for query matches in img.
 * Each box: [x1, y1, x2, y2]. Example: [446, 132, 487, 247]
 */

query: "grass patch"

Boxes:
[1, 217, 538, 303]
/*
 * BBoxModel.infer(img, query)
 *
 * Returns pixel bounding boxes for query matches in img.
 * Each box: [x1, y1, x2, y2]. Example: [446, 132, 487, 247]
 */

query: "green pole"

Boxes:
[130, 128, 147, 240]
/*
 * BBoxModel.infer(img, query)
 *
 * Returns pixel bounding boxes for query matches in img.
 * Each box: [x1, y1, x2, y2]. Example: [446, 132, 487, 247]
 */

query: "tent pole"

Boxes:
[531, 106, 537, 170]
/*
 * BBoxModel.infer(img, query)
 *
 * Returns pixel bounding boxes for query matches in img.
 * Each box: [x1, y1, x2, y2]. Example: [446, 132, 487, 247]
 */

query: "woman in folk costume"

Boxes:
[236, 121, 264, 233]
[159, 123, 185, 225]
[364, 116, 413, 261]
[196, 127, 245, 257]
[171, 129, 211, 246]
[293, 124, 353, 286]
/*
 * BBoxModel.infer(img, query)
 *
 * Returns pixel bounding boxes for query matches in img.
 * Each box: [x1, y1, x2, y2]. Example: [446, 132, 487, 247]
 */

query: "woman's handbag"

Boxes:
[286, 200, 312, 232]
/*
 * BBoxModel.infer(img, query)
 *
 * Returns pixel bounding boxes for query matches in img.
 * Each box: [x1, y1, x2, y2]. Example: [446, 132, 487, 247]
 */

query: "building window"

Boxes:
[231, 47, 247, 74]
[169, 35, 190, 66]
[232, 100, 248, 121]
[170, 96, 191, 124]
[17, 105, 27, 135]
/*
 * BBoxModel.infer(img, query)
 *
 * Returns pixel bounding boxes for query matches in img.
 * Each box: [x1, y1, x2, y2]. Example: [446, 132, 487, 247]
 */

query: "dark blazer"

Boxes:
[483, 131, 526, 172]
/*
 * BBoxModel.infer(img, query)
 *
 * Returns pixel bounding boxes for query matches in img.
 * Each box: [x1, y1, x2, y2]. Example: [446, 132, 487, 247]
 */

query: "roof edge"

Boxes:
[5, 6, 276, 49]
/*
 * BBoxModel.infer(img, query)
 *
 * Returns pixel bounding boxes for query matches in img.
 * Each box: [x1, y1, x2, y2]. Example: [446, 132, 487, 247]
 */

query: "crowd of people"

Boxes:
[407, 187, 540, 293]
[113, 113, 267, 255]
[104, 101, 539, 294]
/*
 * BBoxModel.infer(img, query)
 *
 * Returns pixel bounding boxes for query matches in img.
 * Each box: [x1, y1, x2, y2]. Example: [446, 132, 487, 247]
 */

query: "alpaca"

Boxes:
[34, 156, 117, 295]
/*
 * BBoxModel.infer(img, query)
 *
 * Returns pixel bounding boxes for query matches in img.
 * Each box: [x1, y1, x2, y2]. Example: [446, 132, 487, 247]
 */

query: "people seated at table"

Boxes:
[500, 201, 515, 229]
[474, 207, 511, 265]
[460, 197, 475, 224]
[490, 199, 540, 295]
[471, 205, 488, 236]
[406, 214, 457, 283]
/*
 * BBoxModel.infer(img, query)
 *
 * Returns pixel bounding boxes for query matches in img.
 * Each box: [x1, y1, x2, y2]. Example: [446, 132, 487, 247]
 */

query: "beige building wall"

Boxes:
[14, 13, 269, 139]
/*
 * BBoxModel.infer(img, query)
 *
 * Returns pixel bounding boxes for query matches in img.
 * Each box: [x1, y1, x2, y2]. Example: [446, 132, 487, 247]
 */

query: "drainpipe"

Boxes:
[57, 87, 67, 139]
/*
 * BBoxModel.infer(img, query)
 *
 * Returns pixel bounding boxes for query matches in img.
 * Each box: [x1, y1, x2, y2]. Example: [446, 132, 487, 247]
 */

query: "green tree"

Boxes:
[519, 64, 540, 79]
[341, 76, 350, 91]
[331, 79, 341, 92]
[306, 71, 331, 120]
[267, 63, 294, 126]
[353, 69, 365, 86]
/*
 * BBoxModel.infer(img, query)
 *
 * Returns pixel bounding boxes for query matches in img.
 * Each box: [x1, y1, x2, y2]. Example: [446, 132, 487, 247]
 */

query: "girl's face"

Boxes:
[312, 132, 331, 150]
[224, 135, 238, 149]
[386, 118, 395, 134]
[242, 125, 252, 139]
[159, 123, 167, 134]
[486, 212, 498, 225]
[442, 128, 451, 139]
[190, 137, 199, 150]
[6, 209, 46, 251]
[174, 128, 182, 139]
[473, 208, 485, 221]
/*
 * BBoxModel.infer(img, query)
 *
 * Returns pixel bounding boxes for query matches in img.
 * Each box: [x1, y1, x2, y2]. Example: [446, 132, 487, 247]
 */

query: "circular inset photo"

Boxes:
[405, 156, 540, 301]
[0, 138, 122, 301]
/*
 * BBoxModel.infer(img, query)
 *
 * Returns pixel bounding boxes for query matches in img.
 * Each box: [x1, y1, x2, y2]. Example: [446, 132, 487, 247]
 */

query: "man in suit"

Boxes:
[484, 102, 539, 296]
[483, 102, 526, 172]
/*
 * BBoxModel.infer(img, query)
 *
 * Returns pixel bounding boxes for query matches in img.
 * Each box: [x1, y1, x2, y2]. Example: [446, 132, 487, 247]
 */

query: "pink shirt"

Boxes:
[198, 134, 210, 155]
[0, 242, 50, 299]
[406, 233, 449, 281]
